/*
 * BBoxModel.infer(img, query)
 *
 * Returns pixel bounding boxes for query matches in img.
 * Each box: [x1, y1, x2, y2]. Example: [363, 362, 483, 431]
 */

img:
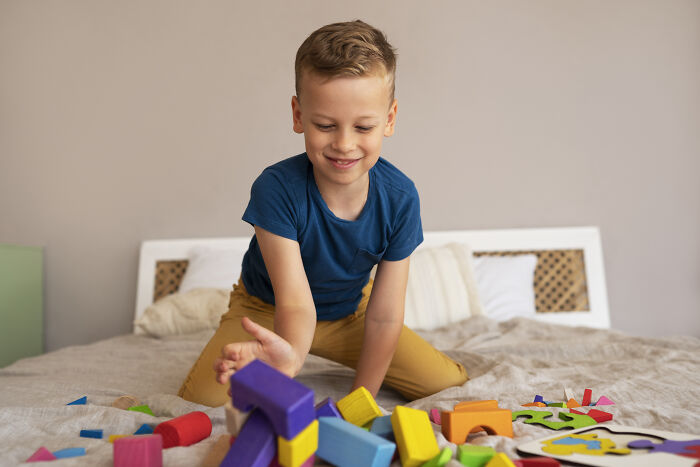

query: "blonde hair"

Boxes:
[295, 20, 397, 104]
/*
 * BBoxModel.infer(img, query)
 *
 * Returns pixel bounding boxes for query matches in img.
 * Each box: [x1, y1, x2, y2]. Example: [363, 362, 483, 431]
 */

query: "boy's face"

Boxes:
[291, 70, 397, 190]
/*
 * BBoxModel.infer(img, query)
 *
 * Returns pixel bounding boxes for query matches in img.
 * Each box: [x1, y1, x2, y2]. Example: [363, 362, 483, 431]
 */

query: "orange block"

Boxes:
[566, 398, 581, 408]
[441, 408, 513, 444]
[454, 400, 499, 412]
[522, 402, 547, 407]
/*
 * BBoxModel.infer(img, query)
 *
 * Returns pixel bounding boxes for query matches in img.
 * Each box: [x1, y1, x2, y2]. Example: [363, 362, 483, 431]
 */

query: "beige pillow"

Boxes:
[134, 288, 229, 337]
[403, 243, 483, 331]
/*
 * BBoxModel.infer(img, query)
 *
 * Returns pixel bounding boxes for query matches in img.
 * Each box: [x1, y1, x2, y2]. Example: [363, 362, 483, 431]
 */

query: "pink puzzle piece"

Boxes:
[25, 446, 57, 462]
[594, 396, 614, 406]
[430, 409, 442, 425]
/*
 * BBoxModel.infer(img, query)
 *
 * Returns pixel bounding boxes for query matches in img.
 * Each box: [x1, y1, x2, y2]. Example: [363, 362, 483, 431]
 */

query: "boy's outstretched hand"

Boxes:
[213, 317, 299, 387]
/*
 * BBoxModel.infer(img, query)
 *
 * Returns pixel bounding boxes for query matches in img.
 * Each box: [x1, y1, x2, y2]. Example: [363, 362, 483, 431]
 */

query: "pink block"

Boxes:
[114, 434, 163, 467]
[26, 446, 57, 462]
[595, 395, 615, 406]
[429, 408, 442, 425]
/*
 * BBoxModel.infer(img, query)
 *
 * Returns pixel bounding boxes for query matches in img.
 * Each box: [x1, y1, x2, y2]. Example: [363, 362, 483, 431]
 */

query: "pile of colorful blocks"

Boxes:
[522, 388, 614, 409]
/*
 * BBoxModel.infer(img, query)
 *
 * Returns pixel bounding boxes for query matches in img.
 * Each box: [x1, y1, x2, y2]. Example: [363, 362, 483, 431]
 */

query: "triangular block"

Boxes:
[595, 396, 614, 406]
[67, 396, 87, 405]
[25, 447, 57, 462]
[587, 409, 613, 422]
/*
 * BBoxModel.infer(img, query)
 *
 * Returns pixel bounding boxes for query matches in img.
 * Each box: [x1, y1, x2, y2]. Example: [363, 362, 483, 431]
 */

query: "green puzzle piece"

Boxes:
[512, 409, 597, 430]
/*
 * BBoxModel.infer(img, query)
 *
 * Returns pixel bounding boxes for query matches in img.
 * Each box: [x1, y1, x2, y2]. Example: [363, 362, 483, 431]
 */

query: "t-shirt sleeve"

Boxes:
[242, 169, 299, 241]
[383, 184, 424, 261]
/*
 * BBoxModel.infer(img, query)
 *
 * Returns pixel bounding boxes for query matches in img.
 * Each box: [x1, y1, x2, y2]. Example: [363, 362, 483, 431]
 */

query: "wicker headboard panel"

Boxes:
[152, 249, 589, 314]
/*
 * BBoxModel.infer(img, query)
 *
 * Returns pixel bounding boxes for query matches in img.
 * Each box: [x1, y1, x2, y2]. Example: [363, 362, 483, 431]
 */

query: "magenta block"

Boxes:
[230, 359, 314, 439]
[221, 410, 277, 467]
[114, 434, 163, 467]
[25, 446, 57, 462]
[315, 397, 342, 419]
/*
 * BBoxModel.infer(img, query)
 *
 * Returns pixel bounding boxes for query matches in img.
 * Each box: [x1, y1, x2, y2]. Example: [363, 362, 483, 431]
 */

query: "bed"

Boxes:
[0, 226, 698, 466]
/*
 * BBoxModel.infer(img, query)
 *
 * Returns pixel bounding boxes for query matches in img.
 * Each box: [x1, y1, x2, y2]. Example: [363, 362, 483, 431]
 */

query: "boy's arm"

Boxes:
[254, 225, 317, 376]
[351, 256, 410, 397]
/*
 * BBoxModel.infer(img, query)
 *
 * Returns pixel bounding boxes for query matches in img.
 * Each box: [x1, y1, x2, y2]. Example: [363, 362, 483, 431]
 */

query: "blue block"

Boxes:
[134, 423, 154, 435]
[230, 359, 314, 439]
[315, 397, 342, 419]
[533, 395, 544, 403]
[369, 415, 395, 441]
[317, 416, 395, 467]
[80, 429, 103, 439]
[221, 410, 277, 467]
[67, 396, 87, 405]
[53, 447, 86, 459]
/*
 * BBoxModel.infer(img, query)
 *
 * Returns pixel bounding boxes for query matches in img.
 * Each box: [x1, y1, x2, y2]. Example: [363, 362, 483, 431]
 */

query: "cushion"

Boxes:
[472, 253, 538, 321]
[134, 288, 229, 337]
[178, 246, 247, 294]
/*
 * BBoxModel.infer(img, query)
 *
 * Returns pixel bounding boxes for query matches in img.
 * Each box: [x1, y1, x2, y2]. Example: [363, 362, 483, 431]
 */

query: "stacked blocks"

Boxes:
[391, 405, 440, 466]
[113, 434, 162, 467]
[153, 411, 212, 448]
[317, 416, 395, 467]
[441, 400, 513, 444]
[222, 409, 278, 467]
[336, 386, 383, 427]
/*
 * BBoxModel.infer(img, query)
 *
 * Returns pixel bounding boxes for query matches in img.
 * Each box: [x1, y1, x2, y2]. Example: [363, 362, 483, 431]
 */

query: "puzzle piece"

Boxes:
[512, 410, 597, 430]
[541, 433, 630, 456]
[680, 445, 700, 459]
[627, 438, 700, 455]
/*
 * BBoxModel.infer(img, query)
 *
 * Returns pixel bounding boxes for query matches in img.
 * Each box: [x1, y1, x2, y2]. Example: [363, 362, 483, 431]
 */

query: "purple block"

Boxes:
[628, 439, 700, 455]
[315, 397, 342, 419]
[221, 410, 277, 467]
[230, 359, 314, 439]
[534, 395, 544, 403]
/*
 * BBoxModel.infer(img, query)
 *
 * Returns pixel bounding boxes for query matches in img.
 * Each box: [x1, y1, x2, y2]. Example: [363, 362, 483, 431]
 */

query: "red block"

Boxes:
[582, 388, 592, 406]
[587, 409, 613, 423]
[569, 408, 587, 415]
[154, 411, 212, 448]
[513, 457, 560, 466]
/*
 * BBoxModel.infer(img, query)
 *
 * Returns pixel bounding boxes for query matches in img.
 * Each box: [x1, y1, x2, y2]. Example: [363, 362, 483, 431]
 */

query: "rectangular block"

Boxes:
[278, 419, 318, 467]
[458, 445, 495, 467]
[581, 389, 592, 407]
[80, 429, 103, 439]
[369, 415, 395, 441]
[221, 409, 277, 467]
[317, 416, 395, 467]
[315, 397, 342, 419]
[114, 435, 162, 467]
[391, 406, 440, 467]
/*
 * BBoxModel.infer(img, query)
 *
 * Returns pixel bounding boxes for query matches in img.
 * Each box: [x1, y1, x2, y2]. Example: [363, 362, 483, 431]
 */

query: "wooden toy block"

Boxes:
[134, 423, 154, 435]
[522, 402, 546, 407]
[422, 446, 452, 467]
[129, 404, 155, 416]
[581, 388, 592, 407]
[25, 446, 57, 462]
[314, 397, 342, 419]
[67, 395, 87, 405]
[337, 386, 383, 427]
[457, 444, 495, 467]
[564, 387, 575, 401]
[52, 447, 86, 459]
[429, 408, 442, 424]
[369, 415, 395, 441]
[317, 416, 396, 467]
[110, 434, 130, 443]
[112, 394, 141, 410]
[565, 398, 580, 408]
[485, 453, 515, 467]
[546, 402, 566, 408]
[230, 359, 315, 440]
[586, 408, 613, 423]
[114, 434, 163, 467]
[568, 408, 586, 415]
[455, 400, 499, 411]
[512, 457, 560, 466]
[201, 434, 234, 467]
[80, 428, 103, 439]
[441, 408, 513, 444]
[594, 395, 614, 406]
[277, 419, 318, 467]
[533, 395, 544, 403]
[222, 409, 277, 467]
[154, 410, 212, 448]
[225, 400, 250, 436]
[391, 405, 440, 466]
[512, 410, 597, 430]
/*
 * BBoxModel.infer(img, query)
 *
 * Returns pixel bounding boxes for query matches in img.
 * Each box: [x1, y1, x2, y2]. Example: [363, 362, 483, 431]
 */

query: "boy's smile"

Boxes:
[292, 70, 397, 212]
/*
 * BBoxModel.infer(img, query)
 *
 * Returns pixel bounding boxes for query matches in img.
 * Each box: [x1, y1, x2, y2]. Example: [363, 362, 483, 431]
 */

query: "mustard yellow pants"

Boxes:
[178, 278, 468, 407]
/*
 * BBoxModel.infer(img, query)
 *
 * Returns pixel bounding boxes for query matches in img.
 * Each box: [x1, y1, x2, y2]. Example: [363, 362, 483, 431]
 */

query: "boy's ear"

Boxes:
[384, 99, 398, 137]
[291, 96, 304, 134]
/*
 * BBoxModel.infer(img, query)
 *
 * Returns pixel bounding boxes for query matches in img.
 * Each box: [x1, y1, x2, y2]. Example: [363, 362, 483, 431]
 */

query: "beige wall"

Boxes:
[1, 0, 698, 351]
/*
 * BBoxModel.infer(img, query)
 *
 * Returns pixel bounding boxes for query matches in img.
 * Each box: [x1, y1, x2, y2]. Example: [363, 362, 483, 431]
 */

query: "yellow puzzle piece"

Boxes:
[542, 433, 631, 456]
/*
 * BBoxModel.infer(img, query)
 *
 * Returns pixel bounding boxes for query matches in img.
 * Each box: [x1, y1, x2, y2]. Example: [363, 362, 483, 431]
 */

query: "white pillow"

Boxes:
[403, 243, 484, 331]
[178, 245, 248, 294]
[472, 254, 538, 321]
[134, 287, 229, 337]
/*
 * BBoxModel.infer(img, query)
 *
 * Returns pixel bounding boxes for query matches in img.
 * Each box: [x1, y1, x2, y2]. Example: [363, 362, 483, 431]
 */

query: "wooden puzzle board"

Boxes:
[517, 425, 700, 466]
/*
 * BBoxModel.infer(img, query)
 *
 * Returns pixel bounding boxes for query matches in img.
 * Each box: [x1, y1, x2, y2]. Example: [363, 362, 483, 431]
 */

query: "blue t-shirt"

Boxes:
[241, 153, 423, 320]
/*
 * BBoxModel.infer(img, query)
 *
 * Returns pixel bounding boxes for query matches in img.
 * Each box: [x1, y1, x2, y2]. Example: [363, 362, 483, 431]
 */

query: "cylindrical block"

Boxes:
[154, 411, 212, 448]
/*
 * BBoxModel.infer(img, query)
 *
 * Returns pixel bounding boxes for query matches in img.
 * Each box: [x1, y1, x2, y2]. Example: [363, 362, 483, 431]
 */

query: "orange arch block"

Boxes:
[441, 406, 513, 444]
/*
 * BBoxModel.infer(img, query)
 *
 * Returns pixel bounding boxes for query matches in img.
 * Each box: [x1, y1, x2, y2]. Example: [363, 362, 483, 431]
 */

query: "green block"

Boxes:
[423, 447, 453, 467]
[547, 402, 566, 408]
[457, 445, 495, 467]
[128, 405, 154, 416]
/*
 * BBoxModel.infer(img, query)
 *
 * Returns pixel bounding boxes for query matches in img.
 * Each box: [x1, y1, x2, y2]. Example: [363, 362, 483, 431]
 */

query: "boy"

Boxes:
[178, 20, 468, 407]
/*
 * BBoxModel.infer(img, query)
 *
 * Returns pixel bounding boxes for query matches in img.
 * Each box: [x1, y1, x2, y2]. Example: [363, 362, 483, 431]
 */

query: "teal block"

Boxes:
[369, 415, 394, 441]
[53, 447, 86, 459]
[318, 416, 395, 467]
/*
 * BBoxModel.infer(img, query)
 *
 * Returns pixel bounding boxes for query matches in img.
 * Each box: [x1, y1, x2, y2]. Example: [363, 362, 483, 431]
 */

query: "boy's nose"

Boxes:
[332, 129, 355, 154]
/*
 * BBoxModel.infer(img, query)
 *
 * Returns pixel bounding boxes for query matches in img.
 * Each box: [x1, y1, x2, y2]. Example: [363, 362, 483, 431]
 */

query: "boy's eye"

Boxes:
[356, 126, 374, 132]
[315, 124, 334, 131]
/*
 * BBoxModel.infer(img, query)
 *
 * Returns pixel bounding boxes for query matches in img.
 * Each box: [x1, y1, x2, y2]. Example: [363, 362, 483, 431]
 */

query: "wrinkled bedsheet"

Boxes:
[1, 316, 698, 466]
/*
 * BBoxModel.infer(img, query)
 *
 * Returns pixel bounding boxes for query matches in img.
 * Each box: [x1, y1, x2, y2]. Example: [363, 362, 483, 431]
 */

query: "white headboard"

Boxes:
[135, 226, 610, 329]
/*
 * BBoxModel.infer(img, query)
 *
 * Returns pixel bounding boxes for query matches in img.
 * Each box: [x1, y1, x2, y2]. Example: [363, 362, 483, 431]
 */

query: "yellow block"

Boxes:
[336, 386, 382, 427]
[485, 452, 516, 467]
[390, 405, 439, 467]
[108, 434, 129, 443]
[277, 419, 318, 467]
